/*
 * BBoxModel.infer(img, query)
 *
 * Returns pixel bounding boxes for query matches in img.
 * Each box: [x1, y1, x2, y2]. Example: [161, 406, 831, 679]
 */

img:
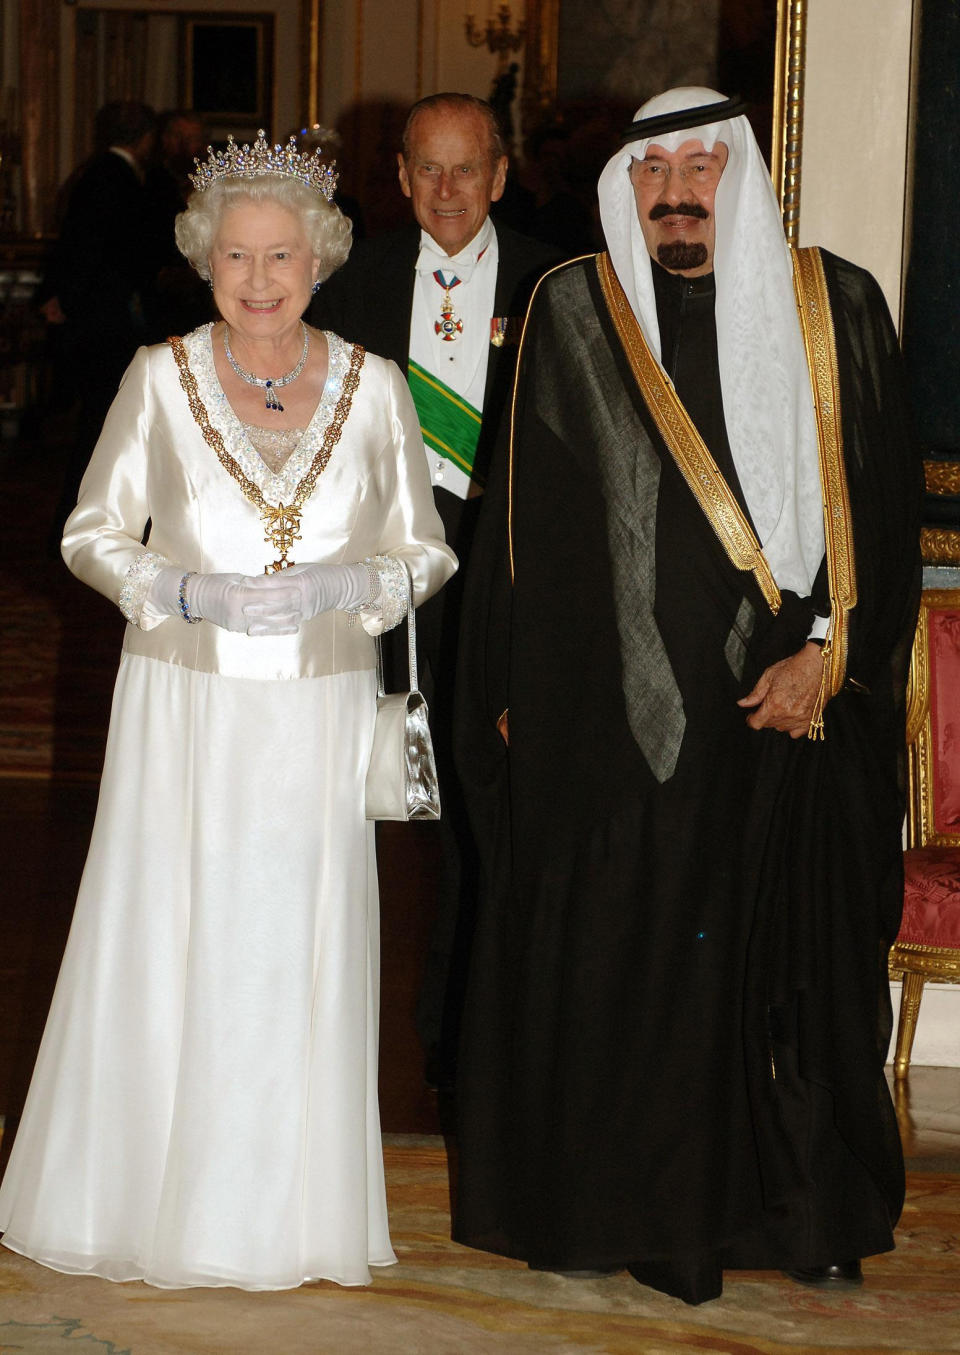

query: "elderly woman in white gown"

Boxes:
[0, 134, 456, 1290]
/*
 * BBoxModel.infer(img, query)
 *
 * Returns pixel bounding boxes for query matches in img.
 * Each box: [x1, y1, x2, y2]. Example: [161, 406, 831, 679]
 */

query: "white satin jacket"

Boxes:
[62, 326, 457, 682]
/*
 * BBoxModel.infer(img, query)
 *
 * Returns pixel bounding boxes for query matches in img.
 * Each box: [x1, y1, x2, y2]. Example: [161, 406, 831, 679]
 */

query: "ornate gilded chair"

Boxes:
[890, 588, 960, 1078]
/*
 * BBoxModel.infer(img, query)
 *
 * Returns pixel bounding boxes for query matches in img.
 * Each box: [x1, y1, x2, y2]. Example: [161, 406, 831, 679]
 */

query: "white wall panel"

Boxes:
[800, 0, 915, 322]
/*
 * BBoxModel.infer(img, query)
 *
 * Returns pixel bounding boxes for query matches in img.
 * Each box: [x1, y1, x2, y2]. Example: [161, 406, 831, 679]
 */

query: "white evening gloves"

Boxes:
[145, 562, 373, 636]
[247, 562, 373, 623]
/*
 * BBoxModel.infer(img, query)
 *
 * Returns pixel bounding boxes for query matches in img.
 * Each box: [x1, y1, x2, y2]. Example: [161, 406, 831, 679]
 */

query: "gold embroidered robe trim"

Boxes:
[169, 335, 366, 571]
[791, 246, 857, 733]
[595, 251, 782, 616]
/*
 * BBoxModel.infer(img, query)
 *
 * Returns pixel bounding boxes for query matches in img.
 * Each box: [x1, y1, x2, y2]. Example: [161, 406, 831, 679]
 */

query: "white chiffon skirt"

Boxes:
[0, 653, 396, 1289]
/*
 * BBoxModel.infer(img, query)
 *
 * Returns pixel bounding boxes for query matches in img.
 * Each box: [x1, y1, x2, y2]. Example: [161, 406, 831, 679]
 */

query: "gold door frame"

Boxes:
[520, 0, 808, 239]
[304, 0, 322, 127]
[522, 0, 560, 124]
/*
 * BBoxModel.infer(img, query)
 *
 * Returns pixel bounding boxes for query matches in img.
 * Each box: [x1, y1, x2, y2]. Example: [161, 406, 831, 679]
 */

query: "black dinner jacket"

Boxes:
[56, 151, 155, 340]
[309, 219, 560, 494]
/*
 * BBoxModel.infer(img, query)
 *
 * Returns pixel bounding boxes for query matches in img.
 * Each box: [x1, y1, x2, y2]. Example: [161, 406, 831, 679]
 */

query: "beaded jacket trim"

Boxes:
[119, 550, 170, 626]
[361, 554, 409, 632]
[183, 325, 352, 504]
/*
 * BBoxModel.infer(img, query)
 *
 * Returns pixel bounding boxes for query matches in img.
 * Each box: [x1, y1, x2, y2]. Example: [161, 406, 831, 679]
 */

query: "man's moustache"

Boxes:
[648, 201, 709, 221]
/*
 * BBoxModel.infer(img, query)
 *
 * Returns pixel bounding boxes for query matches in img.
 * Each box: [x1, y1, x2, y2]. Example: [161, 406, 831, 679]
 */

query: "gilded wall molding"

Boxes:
[305, 0, 322, 126]
[920, 527, 960, 567]
[18, 0, 61, 236]
[415, 0, 425, 100]
[771, 0, 806, 241]
[521, 0, 559, 120]
[354, 0, 365, 107]
[924, 459, 960, 497]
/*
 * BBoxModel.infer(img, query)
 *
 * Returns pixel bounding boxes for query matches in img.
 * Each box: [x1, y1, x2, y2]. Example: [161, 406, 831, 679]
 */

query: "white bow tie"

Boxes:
[416, 244, 484, 282]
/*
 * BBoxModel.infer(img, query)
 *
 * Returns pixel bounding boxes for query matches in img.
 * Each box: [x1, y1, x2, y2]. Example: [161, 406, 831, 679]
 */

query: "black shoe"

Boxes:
[785, 1260, 863, 1287]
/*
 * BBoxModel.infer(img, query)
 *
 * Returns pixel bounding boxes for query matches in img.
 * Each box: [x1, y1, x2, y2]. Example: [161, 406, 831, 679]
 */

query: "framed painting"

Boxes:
[181, 15, 274, 140]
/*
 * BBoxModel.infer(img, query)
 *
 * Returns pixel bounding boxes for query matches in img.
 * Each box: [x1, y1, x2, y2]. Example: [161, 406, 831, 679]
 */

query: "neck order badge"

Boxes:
[434, 270, 463, 341]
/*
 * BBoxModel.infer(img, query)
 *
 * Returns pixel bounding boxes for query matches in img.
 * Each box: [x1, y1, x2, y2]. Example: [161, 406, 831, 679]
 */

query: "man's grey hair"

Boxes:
[175, 175, 352, 284]
[401, 93, 506, 163]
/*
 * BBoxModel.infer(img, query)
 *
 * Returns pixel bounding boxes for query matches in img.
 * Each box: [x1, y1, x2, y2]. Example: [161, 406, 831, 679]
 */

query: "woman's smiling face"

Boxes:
[209, 199, 320, 340]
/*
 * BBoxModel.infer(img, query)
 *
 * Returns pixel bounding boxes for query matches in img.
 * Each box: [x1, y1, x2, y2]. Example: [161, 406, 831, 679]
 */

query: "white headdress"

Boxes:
[597, 87, 823, 600]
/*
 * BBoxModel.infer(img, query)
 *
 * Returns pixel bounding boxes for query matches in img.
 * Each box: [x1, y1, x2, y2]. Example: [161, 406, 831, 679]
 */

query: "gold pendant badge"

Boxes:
[261, 502, 302, 573]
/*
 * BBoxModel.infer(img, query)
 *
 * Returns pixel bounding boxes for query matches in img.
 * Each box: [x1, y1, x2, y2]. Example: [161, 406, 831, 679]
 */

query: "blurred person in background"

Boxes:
[49, 100, 158, 538]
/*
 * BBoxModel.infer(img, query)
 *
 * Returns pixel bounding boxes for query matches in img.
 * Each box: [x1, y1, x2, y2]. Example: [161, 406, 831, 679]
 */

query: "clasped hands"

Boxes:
[189, 571, 300, 636]
[193, 563, 371, 635]
[737, 640, 825, 739]
[151, 562, 371, 636]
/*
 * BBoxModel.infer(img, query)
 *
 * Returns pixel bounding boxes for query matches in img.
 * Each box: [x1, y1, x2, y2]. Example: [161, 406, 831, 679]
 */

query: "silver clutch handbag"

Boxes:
[364, 566, 441, 821]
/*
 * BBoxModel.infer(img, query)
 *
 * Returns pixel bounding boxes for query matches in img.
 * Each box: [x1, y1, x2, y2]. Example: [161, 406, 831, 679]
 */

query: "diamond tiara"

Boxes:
[189, 130, 339, 201]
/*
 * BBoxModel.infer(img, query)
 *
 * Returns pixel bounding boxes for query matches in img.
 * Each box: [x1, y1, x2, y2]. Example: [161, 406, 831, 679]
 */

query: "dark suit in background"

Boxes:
[51, 103, 158, 536]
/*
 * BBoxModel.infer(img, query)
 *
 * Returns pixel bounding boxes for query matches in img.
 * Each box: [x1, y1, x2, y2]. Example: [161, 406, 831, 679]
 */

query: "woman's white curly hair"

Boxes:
[174, 175, 352, 285]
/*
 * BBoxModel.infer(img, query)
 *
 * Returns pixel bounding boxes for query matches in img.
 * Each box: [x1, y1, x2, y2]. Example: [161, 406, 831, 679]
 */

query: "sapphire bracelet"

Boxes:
[178, 572, 200, 624]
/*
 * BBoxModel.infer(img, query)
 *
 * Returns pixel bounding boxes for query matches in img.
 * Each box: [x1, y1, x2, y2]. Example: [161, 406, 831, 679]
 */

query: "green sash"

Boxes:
[408, 360, 482, 482]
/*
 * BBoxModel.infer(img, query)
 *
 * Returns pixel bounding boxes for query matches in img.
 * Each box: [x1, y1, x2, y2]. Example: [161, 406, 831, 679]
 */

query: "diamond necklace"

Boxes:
[223, 321, 309, 412]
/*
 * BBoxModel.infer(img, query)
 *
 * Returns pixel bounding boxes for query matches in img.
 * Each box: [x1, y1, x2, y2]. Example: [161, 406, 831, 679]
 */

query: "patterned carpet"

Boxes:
[0, 1140, 958, 1355]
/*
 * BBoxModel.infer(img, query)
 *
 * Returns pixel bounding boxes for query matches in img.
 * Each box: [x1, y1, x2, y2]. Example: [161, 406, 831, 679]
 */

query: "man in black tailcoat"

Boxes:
[311, 93, 559, 1086]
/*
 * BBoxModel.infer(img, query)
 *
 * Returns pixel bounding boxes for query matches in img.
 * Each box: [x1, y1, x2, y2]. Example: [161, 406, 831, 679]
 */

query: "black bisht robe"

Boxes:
[452, 251, 922, 1302]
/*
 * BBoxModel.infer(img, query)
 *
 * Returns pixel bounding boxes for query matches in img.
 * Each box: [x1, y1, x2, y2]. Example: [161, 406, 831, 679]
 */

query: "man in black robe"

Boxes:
[453, 87, 921, 1305]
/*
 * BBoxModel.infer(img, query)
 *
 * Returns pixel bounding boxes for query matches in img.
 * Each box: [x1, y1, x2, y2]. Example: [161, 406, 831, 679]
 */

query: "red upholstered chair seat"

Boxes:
[901, 848, 960, 948]
[889, 591, 960, 1078]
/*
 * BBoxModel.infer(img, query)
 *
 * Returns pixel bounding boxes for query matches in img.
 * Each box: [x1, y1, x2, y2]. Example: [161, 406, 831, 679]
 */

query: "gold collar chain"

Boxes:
[170, 336, 365, 571]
